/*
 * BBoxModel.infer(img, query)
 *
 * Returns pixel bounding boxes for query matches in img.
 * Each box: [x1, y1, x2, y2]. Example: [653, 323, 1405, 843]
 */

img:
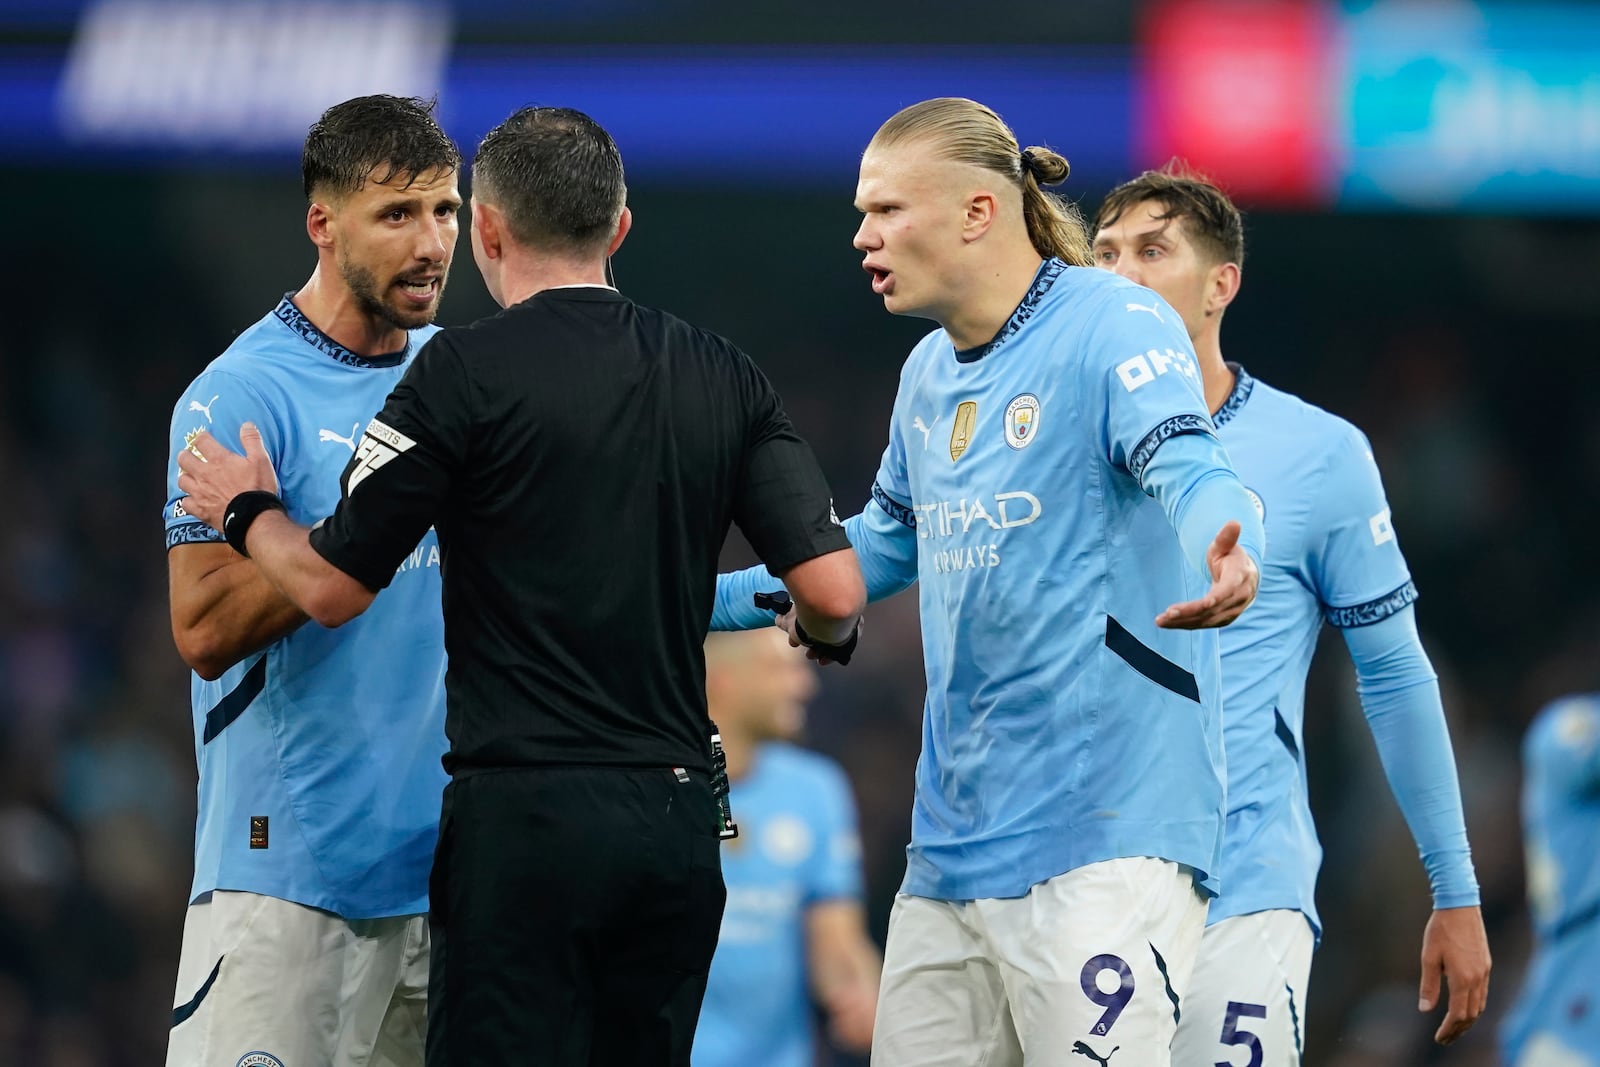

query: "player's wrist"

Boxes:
[222, 490, 287, 558]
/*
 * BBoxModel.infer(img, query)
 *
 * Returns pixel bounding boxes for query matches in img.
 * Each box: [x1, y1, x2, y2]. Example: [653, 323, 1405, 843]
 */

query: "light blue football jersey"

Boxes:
[875, 261, 1239, 901]
[1501, 695, 1600, 1067]
[164, 295, 448, 919]
[1205, 366, 1481, 933]
[694, 743, 864, 1067]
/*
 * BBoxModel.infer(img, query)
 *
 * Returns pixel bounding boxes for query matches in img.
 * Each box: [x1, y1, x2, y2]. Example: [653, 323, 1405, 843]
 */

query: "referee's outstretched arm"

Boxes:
[780, 548, 866, 648]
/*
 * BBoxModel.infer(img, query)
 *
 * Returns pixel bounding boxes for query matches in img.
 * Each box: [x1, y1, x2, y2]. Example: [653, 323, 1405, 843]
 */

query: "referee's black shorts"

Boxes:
[426, 764, 727, 1066]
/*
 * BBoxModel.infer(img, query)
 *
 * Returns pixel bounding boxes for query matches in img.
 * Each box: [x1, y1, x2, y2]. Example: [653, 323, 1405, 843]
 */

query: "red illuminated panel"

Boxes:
[1138, 0, 1338, 206]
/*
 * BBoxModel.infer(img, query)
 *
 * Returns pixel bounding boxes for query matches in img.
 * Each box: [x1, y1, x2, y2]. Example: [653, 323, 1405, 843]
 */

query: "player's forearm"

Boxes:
[1343, 607, 1481, 908]
[170, 549, 309, 679]
[806, 901, 880, 1052]
[243, 511, 377, 629]
[1141, 433, 1266, 576]
[710, 505, 917, 632]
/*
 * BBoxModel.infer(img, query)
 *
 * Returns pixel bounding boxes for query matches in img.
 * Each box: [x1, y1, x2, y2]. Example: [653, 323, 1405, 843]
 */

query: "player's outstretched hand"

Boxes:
[175, 423, 280, 532]
[1419, 905, 1491, 1045]
[1156, 520, 1260, 629]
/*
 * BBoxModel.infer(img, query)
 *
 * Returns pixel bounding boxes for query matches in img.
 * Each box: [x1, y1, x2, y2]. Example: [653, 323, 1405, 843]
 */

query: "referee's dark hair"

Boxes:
[301, 94, 461, 203]
[470, 106, 628, 256]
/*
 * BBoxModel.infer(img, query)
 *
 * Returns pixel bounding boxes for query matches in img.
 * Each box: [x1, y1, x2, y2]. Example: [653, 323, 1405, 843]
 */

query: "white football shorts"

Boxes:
[166, 889, 429, 1067]
[872, 856, 1209, 1067]
[1170, 909, 1315, 1067]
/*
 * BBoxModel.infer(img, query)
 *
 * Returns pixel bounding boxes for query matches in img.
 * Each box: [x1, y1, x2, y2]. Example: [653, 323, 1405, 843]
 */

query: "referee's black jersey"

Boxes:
[309, 286, 848, 776]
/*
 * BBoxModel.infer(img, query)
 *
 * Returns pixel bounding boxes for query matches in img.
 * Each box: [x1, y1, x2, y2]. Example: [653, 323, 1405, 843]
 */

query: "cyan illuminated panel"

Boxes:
[1340, 2, 1600, 211]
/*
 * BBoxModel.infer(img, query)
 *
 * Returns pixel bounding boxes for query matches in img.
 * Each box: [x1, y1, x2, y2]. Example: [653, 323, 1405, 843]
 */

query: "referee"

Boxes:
[174, 105, 867, 1067]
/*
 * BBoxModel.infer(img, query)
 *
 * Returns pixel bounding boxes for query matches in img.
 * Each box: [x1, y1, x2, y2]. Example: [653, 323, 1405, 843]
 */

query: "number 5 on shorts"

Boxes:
[1217, 1001, 1267, 1067]
[1078, 954, 1134, 1037]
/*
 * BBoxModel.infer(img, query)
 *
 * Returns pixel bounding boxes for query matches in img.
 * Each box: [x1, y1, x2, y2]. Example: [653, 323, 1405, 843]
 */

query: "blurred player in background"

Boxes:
[162, 95, 459, 1067]
[1501, 694, 1600, 1067]
[694, 630, 879, 1067]
[715, 97, 1265, 1066]
[1092, 162, 1490, 1062]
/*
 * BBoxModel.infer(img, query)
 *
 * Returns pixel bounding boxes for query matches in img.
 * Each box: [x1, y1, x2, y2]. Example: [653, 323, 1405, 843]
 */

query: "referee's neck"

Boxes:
[491, 249, 613, 307]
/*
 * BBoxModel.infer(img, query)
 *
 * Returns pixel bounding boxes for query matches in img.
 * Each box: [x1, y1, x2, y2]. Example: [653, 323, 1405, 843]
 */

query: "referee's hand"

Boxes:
[772, 608, 860, 666]
[175, 424, 281, 533]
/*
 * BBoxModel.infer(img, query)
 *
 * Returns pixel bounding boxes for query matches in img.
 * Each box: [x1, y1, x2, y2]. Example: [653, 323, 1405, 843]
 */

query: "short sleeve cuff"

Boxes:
[1325, 580, 1419, 628]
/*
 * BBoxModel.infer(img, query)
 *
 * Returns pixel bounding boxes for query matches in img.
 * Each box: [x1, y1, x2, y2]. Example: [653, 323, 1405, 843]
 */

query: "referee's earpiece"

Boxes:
[604, 257, 617, 288]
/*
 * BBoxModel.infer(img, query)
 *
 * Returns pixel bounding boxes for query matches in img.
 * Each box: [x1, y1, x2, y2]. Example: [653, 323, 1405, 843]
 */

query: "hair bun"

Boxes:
[1022, 146, 1070, 186]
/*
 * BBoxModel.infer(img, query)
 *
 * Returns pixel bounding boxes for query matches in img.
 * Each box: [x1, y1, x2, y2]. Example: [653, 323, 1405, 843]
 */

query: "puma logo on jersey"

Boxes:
[1125, 301, 1163, 322]
[319, 422, 361, 452]
[188, 395, 220, 422]
[911, 415, 939, 449]
[1071, 1041, 1118, 1066]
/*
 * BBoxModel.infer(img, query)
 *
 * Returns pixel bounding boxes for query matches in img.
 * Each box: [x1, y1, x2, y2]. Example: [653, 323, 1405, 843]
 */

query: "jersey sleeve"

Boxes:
[804, 759, 866, 905]
[165, 369, 286, 549]
[1341, 607, 1480, 908]
[728, 352, 850, 573]
[709, 504, 918, 632]
[308, 334, 471, 590]
[1307, 424, 1417, 626]
[1081, 287, 1214, 482]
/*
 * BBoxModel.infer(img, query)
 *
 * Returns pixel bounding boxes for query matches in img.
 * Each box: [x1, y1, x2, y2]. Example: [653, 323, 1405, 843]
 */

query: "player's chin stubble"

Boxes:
[342, 258, 443, 332]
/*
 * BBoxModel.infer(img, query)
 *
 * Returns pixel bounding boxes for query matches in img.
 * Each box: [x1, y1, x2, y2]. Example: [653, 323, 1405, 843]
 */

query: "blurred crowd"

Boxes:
[1, 169, 1595, 1064]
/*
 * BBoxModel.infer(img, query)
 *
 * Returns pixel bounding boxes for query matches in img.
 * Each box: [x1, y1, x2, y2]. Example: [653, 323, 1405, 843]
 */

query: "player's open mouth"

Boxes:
[397, 278, 440, 305]
[868, 268, 893, 295]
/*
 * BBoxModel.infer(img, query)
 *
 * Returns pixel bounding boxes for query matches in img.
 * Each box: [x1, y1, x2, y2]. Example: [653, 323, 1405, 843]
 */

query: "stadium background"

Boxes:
[1, 0, 1597, 1062]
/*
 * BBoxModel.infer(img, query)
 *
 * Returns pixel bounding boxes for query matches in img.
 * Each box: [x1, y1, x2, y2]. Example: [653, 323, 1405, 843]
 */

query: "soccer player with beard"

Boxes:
[162, 95, 460, 1067]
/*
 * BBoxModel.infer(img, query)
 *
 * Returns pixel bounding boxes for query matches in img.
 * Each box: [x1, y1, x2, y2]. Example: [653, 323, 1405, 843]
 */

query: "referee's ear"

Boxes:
[606, 207, 633, 258]
[472, 197, 504, 262]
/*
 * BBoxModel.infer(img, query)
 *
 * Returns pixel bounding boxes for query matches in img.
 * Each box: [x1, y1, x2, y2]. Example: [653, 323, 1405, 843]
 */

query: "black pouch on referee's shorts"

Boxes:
[707, 720, 739, 840]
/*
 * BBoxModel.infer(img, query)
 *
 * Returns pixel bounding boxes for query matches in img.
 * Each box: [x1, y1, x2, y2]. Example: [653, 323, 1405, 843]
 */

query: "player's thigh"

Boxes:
[872, 892, 1023, 1067]
[985, 857, 1209, 1067]
[1171, 909, 1314, 1067]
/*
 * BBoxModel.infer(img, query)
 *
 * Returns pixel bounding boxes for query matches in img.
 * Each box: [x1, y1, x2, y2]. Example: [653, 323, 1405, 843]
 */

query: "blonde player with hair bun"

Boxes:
[715, 97, 1266, 1066]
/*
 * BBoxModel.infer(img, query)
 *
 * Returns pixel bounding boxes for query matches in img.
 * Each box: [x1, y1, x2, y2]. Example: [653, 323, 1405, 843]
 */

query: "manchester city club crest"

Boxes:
[1004, 393, 1040, 450]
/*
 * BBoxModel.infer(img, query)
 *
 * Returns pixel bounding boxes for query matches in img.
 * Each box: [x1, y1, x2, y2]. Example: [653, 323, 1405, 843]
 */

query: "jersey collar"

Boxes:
[273, 294, 409, 369]
[1213, 362, 1256, 427]
[953, 258, 1068, 364]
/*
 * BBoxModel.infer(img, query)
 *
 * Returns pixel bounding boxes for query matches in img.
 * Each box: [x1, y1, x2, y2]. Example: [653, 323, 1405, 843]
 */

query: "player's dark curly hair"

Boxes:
[1095, 160, 1245, 268]
[301, 95, 461, 202]
[870, 97, 1093, 267]
[470, 106, 627, 255]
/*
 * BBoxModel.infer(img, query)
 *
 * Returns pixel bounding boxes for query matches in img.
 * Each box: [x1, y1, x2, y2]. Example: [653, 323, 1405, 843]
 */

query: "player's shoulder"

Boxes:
[1237, 371, 1373, 458]
[1526, 693, 1600, 758]
[1059, 265, 1175, 321]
